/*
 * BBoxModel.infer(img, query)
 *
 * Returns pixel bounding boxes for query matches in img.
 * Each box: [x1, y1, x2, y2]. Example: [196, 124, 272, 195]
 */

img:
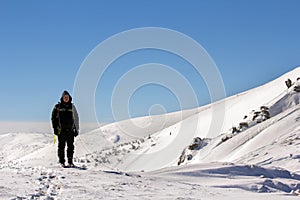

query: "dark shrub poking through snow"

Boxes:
[231, 127, 239, 134]
[178, 137, 208, 165]
[260, 106, 269, 111]
[238, 122, 249, 130]
[221, 134, 233, 142]
[188, 137, 203, 150]
[285, 79, 292, 89]
[252, 107, 270, 123]
[294, 85, 300, 92]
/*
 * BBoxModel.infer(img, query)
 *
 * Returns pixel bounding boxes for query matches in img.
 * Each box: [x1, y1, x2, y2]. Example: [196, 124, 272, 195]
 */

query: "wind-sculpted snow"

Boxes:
[270, 89, 300, 116]
[149, 163, 300, 194]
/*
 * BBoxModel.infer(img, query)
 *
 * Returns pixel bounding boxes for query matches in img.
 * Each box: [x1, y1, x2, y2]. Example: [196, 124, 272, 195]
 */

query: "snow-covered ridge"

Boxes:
[102, 67, 300, 172]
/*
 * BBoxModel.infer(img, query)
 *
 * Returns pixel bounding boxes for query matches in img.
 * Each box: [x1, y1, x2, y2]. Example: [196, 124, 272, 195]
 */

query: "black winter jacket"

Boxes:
[51, 102, 79, 133]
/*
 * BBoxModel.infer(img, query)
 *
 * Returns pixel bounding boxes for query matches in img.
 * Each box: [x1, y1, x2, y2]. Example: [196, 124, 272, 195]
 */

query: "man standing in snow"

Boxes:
[51, 91, 79, 167]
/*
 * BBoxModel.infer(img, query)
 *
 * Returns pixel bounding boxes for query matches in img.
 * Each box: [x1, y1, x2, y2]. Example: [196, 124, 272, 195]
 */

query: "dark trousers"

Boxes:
[57, 130, 74, 164]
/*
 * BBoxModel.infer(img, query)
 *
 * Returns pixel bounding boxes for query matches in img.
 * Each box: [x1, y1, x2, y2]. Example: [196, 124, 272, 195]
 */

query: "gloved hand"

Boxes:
[54, 128, 61, 135]
[73, 128, 78, 137]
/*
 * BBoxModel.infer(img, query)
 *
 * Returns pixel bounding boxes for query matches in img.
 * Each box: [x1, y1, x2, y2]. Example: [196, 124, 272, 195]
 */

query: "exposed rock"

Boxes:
[285, 79, 292, 88]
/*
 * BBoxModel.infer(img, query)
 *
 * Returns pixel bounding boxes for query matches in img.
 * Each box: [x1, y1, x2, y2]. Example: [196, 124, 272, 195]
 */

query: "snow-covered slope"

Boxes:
[1, 67, 300, 199]
[106, 67, 300, 172]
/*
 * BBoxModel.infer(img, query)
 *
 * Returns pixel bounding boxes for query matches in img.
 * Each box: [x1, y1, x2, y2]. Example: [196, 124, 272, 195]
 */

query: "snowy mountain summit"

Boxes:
[1, 67, 300, 199]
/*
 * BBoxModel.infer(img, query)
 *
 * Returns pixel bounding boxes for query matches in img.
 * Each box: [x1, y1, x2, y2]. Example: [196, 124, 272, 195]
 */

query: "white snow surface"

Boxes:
[1, 67, 300, 199]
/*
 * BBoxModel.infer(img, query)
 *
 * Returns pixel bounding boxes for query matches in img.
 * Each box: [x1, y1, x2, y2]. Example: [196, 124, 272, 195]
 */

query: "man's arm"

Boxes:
[51, 104, 59, 131]
[72, 104, 79, 131]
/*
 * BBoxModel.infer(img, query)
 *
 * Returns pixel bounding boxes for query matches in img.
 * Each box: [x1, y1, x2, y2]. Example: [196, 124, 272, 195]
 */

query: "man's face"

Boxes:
[63, 95, 70, 103]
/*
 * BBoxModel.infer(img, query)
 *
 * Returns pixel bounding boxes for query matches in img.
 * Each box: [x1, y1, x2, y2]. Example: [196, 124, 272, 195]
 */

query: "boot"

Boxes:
[68, 158, 74, 167]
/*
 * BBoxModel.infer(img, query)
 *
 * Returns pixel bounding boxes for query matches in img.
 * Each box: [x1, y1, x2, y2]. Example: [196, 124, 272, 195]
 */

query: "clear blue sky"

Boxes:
[0, 0, 299, 122]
